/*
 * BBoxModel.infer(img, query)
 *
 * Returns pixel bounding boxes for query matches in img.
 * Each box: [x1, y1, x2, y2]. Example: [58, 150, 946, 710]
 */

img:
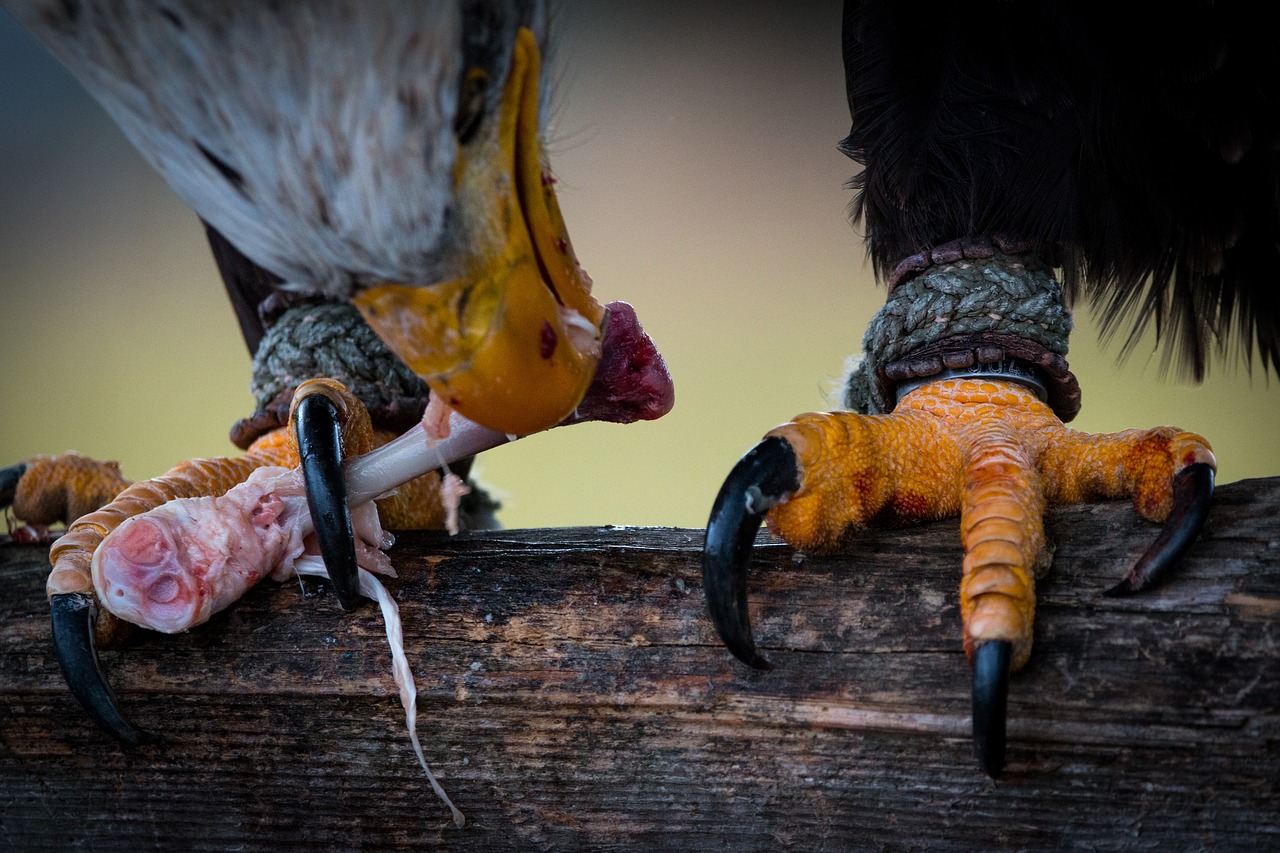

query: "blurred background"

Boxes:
[2, 2, 1277, 531]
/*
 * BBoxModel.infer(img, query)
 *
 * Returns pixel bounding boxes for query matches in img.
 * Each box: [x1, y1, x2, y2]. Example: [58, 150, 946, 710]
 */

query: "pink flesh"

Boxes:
[346, 300, 674, 504]
[571, 301, 675, 425]
[92, 467, 306, 633]
[91, 299, 674, 631]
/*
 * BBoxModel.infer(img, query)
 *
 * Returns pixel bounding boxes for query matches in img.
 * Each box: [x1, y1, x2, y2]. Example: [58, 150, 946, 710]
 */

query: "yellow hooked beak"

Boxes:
[352, 28, 605, 437]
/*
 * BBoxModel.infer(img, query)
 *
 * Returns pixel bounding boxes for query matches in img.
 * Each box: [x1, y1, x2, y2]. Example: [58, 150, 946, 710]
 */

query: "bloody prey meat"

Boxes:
[91, 301, 672, 633]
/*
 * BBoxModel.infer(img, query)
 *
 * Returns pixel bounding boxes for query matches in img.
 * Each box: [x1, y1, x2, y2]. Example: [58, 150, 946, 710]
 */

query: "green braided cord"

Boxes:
[843, 252, 1073, 413]
[250, 302, 429, 412]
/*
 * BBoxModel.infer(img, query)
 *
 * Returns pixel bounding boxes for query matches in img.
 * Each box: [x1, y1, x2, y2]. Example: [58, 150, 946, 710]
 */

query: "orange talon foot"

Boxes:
[42, 376, 440, 742]
[702, 375, 1216, 777]
[2, 452, 133, 543]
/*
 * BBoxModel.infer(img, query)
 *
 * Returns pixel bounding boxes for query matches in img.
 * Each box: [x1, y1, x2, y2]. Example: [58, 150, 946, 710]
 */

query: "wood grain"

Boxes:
[2, 478, 1277, 850]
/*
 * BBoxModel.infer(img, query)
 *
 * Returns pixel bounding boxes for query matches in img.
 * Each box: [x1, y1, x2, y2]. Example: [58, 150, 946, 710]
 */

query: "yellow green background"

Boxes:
[2, 3, 1276, 531]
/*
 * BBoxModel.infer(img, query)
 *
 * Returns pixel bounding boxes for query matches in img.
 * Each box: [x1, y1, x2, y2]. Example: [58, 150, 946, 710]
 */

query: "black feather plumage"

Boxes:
[840, 0, 1280, 380]
[203, 222, 282, 358]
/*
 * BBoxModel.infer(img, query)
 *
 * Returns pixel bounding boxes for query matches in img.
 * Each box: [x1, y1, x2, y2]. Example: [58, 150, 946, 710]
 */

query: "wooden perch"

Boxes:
[2, 477, 1277, 850]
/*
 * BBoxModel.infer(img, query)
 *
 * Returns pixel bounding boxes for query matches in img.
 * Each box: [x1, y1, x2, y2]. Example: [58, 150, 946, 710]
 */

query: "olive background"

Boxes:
[2, 2, 1276, 530]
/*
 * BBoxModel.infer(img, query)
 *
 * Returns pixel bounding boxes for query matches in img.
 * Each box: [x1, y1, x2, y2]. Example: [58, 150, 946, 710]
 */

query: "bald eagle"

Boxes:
[0, 0, 674, 756]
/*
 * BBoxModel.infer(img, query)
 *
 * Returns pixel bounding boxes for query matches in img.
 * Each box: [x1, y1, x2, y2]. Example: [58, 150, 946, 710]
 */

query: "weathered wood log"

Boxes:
[1, 477, 1277, 850]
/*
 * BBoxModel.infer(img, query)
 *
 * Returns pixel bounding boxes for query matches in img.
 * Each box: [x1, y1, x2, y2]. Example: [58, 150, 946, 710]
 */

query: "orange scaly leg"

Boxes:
[44, 379, 444, 744]
[703, 377, 1214, 776]
[31, 302, 672, 745]
[2, 453, 132, 543]
[43, 431, 296, 745]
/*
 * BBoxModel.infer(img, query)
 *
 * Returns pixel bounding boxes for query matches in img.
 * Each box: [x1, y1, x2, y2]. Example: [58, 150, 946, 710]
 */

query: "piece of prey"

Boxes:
[88, 300, 674, 827]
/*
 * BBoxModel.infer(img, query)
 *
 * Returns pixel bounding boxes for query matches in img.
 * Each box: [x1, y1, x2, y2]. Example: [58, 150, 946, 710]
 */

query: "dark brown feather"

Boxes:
[202, 221, 283, 358]
[841, 0, 1280, 380]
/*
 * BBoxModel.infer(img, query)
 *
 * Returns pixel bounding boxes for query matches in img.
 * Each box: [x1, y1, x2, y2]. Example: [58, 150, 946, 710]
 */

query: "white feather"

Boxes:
[5, 0, 477, 295]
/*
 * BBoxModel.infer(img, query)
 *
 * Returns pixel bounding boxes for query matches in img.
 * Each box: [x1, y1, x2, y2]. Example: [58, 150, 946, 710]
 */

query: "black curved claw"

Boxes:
[50, 592, 151, 746]
[295, 392, 361, 611]
[702, 436, 801, 672]
[1106, 462, 1215, 597]
[1, 461, 26, 508]
[972, 639, 1011, 778]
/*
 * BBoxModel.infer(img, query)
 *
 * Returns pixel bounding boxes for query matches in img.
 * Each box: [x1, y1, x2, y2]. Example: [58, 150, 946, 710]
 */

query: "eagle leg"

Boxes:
[702, 376, 1216, 777]
[24, 380, 398, 744]
[37, 441, 290, 743]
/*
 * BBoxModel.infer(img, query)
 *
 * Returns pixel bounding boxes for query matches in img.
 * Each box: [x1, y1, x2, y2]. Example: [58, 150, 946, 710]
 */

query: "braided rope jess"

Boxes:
[250, 301, 430, 414]
[843, 252, 1074, 416]
[230, 300, 431, 450]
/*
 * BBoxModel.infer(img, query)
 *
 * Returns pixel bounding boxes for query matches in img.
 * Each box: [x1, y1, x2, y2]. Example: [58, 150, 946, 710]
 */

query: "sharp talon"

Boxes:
[1106, 462, 1215, 596]
[701, 436, 801, 672]
[50, 592, 151, 746]
[972, 639, 1011, 778]
[1, 461, 26, 507]
[295, 392, 361, 611]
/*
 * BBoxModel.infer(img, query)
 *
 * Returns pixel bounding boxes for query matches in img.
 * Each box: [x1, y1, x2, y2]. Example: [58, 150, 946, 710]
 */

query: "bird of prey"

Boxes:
[1, 0, 671, 743]
[703, 0, 1278, 776]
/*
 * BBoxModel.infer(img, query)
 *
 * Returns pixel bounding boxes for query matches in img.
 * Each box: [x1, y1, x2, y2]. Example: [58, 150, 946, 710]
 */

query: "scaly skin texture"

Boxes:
[10, 453, 132, 536]
[38, 379, 446, 647]
[764, 377, 1216, 671]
